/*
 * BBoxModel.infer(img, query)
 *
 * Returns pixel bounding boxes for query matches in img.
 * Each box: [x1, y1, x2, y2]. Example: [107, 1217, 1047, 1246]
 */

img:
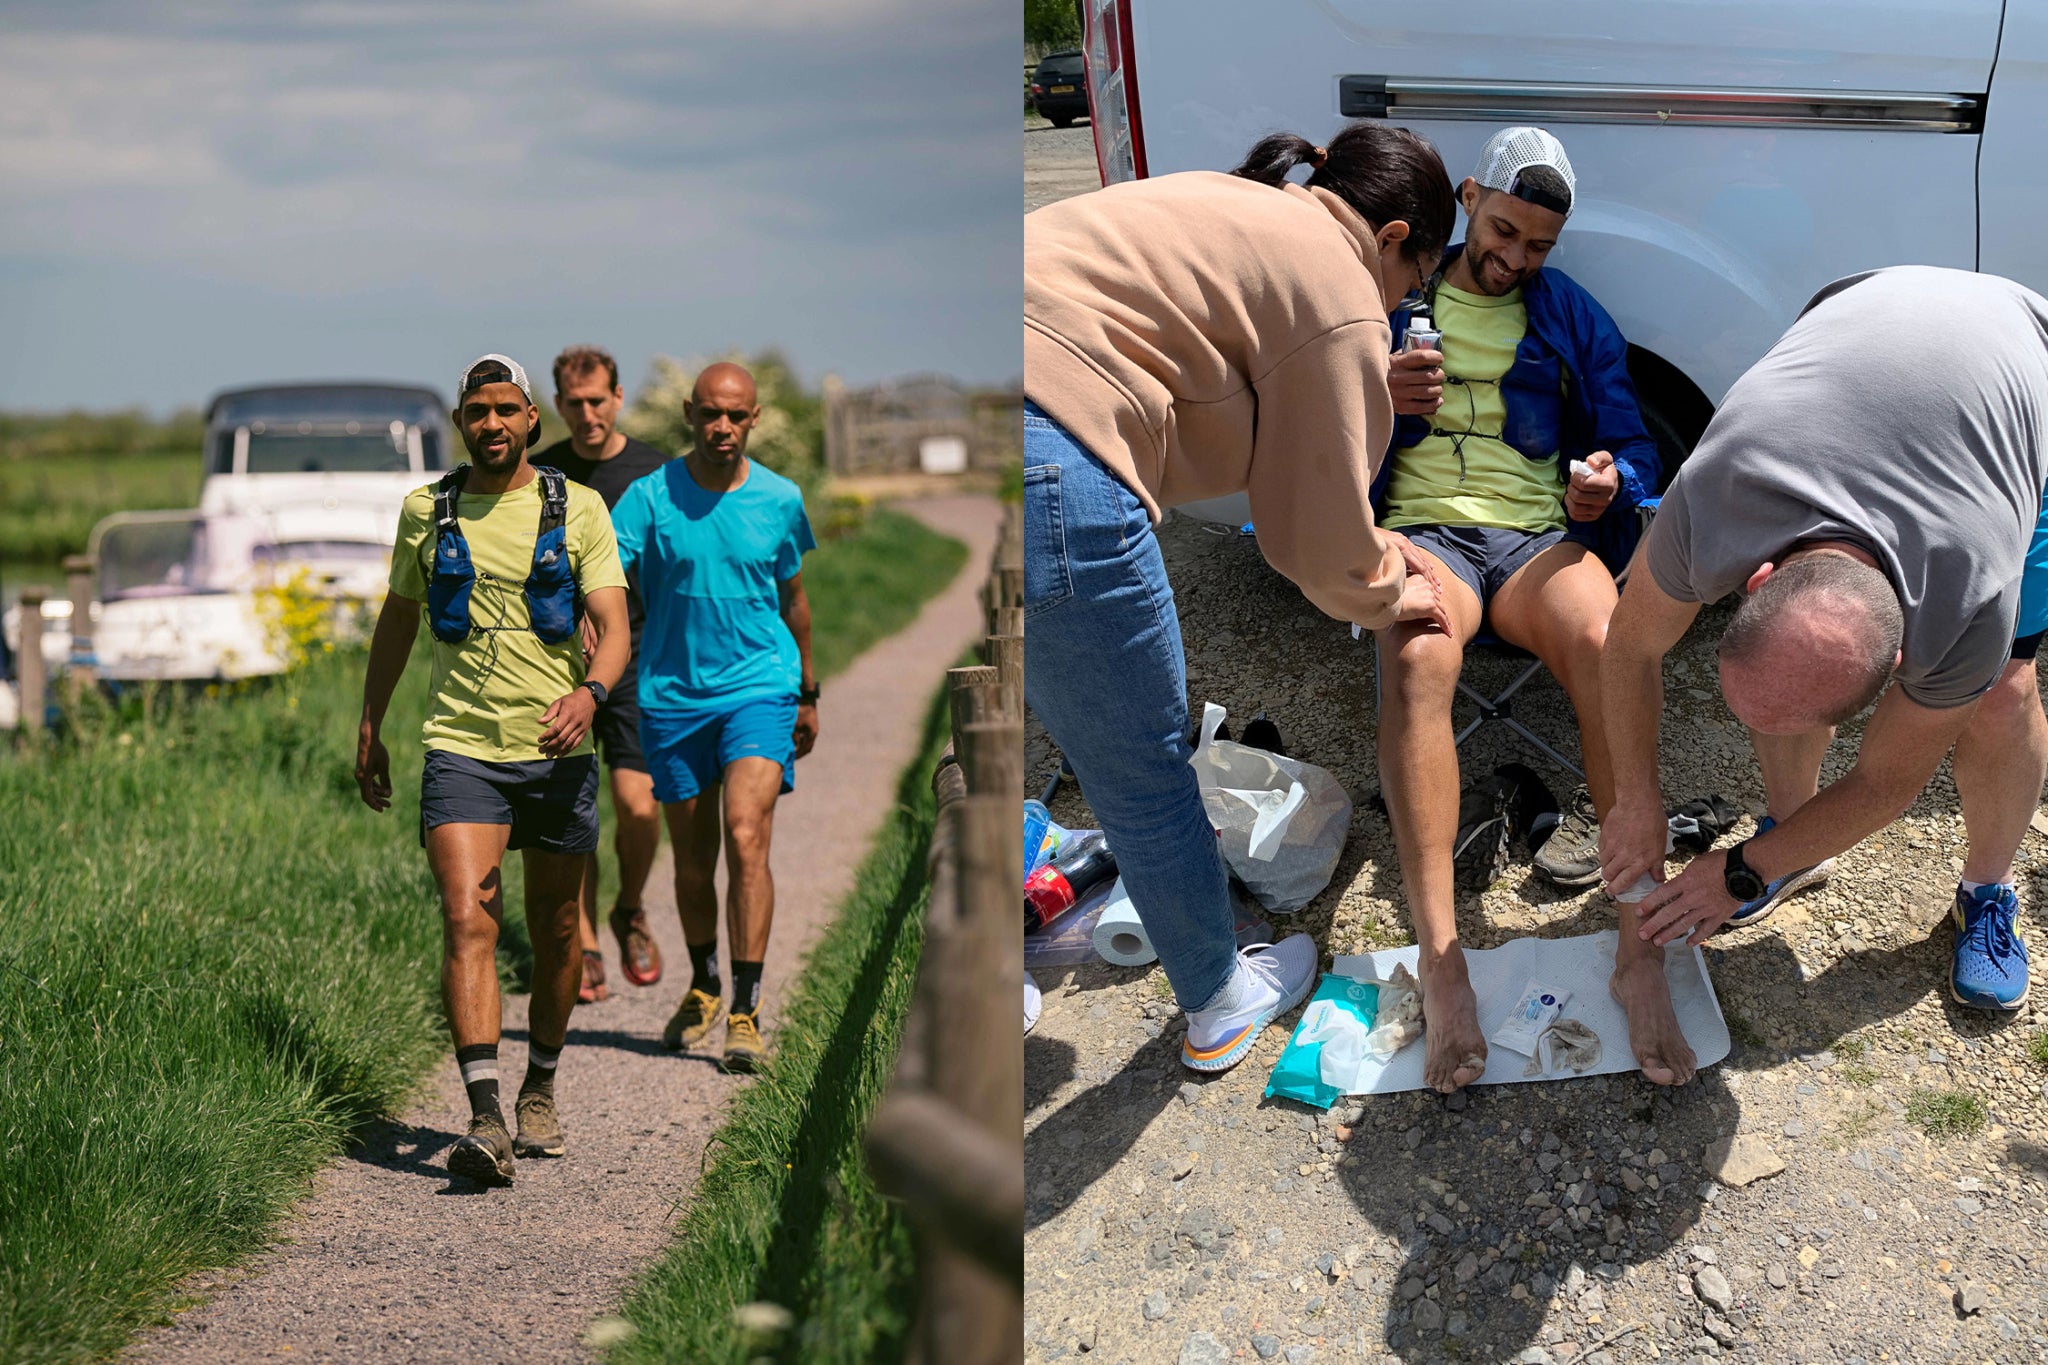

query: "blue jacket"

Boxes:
[1379, 245, 1659, 574]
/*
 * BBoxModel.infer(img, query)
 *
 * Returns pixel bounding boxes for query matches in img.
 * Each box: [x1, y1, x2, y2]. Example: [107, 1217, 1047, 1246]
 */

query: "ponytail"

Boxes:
[1231, 122, 1456, 264]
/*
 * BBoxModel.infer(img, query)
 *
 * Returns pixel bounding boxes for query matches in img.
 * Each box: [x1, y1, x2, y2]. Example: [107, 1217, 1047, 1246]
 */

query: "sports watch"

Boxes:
[799, 683, 821, 704]
[579, 679, 609, 707]
[1722, 837, 1767, 903]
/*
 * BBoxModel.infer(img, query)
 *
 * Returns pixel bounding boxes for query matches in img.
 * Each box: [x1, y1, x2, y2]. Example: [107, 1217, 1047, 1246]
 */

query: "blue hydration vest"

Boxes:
[427, 464, 582, 645]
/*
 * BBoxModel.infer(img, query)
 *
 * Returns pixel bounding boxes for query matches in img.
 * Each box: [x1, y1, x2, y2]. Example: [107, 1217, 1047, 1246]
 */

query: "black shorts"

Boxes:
[419, 750, 600, 854]
[592, 664, 648, 773]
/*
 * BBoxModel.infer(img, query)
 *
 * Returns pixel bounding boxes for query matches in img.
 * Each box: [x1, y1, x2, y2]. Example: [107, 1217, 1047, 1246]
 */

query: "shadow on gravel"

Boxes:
[346, 1119, 466, 1182]
[499, 1022, 727, 1066]
[1026, 1030, 1186, 1232]
[1343, 924, 1995, 1360]
[1027, 1037, 1078, 1114]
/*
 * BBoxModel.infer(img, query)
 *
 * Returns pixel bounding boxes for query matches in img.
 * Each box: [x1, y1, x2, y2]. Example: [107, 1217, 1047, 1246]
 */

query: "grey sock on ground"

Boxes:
[455, 1043, 501, 1120]
[524, 1040, 561, 1096]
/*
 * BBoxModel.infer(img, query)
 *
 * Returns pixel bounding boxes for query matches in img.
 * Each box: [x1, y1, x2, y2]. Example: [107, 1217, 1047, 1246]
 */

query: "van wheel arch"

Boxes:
[1625, 345, 1714, 495]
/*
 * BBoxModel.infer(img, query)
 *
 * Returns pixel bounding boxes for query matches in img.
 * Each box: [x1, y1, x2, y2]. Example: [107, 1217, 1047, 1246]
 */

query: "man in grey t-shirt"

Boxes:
[1598, 267, 2048, 1085]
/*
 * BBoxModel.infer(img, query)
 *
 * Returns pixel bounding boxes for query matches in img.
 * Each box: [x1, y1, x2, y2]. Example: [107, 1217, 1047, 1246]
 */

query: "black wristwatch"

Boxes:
[1723, 837, 1767, 902]
[580, 679, 609, 707]
[799, 683, 821, 704]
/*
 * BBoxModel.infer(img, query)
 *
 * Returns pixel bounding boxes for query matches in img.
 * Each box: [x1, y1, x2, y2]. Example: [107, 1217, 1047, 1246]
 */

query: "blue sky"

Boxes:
[0, 1, 1022, 413]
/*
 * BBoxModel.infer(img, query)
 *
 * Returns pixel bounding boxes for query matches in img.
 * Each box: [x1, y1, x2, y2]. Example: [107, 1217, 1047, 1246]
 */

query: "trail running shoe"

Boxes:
[662, 988, 726, 1051]
[609, 904, 663, 987]
[1533, 786, 1603, 886]
[447, 1112, 515, 1185]
[721, 1012, 772, 1074]
[1950, 882, 2030, 1011]
[512, 1089, 566, 1159]
[1722, 816, 1833, 931]
[1180, 934, 1318, 1073]
[579, 948, 609, 1005]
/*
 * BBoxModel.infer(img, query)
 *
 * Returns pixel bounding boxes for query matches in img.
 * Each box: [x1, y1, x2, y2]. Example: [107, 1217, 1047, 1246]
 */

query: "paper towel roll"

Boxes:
[1091, 877, 1157, 966]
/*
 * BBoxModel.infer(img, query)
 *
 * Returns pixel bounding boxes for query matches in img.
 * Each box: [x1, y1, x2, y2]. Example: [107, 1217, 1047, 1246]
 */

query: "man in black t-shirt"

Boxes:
[534, 344, 671, 1002]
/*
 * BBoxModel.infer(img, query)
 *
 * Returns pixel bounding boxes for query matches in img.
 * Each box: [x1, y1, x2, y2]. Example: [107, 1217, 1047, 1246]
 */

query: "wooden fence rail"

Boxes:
[865, 502, 1025, 1364]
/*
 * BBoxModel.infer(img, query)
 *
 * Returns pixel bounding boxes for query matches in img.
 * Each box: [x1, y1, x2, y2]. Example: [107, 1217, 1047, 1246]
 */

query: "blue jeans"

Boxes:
[1023, 401, 1236, 1008]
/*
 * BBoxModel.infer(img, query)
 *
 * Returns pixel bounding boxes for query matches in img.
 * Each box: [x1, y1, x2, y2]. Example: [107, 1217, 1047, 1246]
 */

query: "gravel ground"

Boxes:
[1023, 513, 2048, 1365]
[132, 494, 998, 1365]
[1025, 118, 1099, 213]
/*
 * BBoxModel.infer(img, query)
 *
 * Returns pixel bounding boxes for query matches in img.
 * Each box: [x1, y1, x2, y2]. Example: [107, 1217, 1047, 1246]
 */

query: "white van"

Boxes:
[1076, 0, 2047, 494]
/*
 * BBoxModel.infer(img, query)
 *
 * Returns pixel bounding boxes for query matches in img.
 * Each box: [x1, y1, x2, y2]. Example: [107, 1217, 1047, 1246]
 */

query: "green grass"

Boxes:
[606, 676, 957, 1365]
[799, 507, 967, 681]
[2027, 1033, 2048, 1067]
[1837, 1062, 1879, 1089]
[1905, 1088, 1988, 1140]
[0, 450, 201, 564]
[0, 651, 446, 1365]
[0, 502, 967, 1364]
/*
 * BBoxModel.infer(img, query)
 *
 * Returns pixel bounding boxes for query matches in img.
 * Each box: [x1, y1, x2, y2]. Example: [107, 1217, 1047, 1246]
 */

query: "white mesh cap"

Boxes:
[1473, 126, 1576, 218]
[457, 353, 534, 405]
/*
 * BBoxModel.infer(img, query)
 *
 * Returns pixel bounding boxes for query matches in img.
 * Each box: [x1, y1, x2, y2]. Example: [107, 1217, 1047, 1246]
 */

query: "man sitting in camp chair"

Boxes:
[1372, 127, 1659, 1093]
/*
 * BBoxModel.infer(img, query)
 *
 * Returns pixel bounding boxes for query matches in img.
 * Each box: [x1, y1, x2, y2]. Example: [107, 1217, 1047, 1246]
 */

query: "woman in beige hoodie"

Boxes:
[1024, 121, 1455, 1073]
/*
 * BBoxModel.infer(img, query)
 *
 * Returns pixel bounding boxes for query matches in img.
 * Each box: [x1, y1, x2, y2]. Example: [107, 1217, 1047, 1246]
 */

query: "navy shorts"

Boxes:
[1396, 523, 1589, 607]
[591, 664, 648, 774]
[419, 750, 600, 854]
[641, 696, 798, 804]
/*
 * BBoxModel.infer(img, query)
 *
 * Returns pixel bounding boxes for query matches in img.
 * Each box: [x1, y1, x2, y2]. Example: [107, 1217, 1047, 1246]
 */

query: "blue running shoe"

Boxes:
[1722, 816, 1833, 931]
[1950, 883, 2029, 1011]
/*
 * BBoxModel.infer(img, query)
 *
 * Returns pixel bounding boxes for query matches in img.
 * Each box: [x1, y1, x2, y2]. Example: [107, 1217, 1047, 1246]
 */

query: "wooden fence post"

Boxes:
[984, 633, 1024, 723]
[16, 588, 46, 736]
[63, 555, 95, 693]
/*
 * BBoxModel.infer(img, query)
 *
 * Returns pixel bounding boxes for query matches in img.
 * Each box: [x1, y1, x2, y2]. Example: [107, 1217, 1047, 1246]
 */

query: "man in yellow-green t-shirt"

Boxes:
[1371, 128, 1663, 1095]
[354, 354, 630, 1185]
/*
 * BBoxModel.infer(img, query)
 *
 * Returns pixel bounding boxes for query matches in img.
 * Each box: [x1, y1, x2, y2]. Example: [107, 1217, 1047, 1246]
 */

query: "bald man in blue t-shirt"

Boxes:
[611, 362, 818, 1076]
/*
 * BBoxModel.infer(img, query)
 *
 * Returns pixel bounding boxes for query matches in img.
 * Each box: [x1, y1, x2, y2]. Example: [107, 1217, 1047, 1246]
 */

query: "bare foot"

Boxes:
[1418, 952, 1486, 1093]
[1610, 953, 1697, 1086]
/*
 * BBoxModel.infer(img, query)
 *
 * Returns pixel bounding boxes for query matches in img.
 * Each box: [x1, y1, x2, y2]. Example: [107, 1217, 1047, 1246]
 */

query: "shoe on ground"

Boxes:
[609, 904, 663, 987]
[721, 1011, 773, 1074]
[1721, 816, 1833, 931]
[1950, 882, 2030, 1011]
[1181, 933, 1318, 1073]
[1532, 786, 1602, 886]
[662, 987, 726, 1051]
[579, 948, 609, 1005]
[447, 1111, 515, 1185]
[512, 1089, 565, 1159]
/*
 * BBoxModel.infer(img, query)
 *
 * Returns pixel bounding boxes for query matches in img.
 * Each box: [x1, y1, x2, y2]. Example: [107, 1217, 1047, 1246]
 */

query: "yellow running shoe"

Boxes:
[721, 1011, 772, 1074]
[662, 988, 725, 1051]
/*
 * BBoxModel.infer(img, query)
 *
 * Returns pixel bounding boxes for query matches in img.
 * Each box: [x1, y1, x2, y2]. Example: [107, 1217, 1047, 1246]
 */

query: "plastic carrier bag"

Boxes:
[1190, 703, 1352, 913]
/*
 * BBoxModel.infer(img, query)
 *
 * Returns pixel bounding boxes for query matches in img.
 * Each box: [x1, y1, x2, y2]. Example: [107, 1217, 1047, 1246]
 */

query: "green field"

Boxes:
[608, 676, 954, 1365]
[0, 505, 964, 1365]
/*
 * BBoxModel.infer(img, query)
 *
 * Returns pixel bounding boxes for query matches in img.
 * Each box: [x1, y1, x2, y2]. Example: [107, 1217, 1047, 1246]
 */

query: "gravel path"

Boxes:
[1025, 119, 1099, 213]
[1023, 515, 2048, 1365]
[135, 493, 998, 1365]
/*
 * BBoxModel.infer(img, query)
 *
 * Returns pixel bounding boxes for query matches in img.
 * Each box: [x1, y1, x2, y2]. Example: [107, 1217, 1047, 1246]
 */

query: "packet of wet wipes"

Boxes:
[1491, 979, 1570, 1056]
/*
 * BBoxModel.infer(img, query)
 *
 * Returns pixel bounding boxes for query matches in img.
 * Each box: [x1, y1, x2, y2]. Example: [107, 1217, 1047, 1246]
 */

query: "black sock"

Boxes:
[688, 940, 721, 996]
[455, 1043, 501, 1122]
[731, 960, 764, 1017]
[524, 1040, 560, 1097]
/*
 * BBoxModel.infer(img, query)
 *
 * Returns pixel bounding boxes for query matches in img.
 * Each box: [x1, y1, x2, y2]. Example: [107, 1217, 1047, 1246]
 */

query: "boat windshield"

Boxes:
[96, 516, 261, 601]
[243, 425, 414, 475]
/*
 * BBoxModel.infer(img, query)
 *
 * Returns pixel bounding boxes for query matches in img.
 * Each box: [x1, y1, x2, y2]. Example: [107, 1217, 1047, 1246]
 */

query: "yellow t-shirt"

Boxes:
[1383, 283, 1564, 533]
[388, 474, 627, 762]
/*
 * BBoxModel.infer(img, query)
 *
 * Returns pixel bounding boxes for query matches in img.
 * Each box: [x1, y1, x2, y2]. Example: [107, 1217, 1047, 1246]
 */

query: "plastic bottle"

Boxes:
[1022, 799, 1051, 881]
[1025, 833, 1119, 932]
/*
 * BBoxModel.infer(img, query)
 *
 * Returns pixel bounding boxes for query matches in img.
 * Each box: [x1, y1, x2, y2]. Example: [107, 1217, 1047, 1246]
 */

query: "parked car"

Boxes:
[200, 381, 448, 534]
[1074, 0, 2048, 522]
[1030, 50, 1090, 127]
